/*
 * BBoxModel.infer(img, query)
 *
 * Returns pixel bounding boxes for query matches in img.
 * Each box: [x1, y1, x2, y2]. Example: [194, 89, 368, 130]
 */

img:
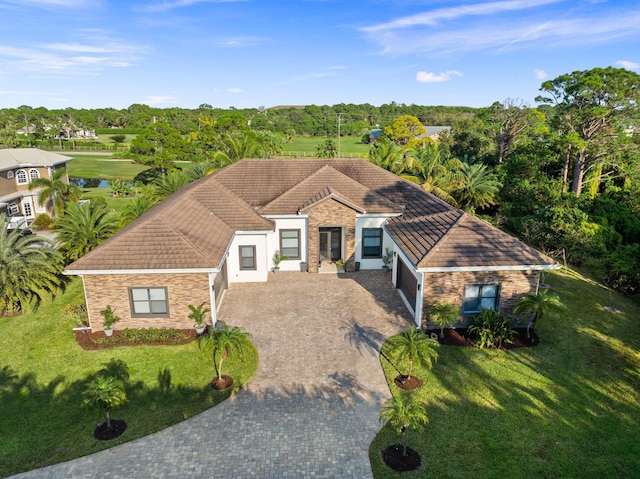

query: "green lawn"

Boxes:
[283, 135, 370, 158]
[372, 269, 640, 479]
[0, 278, 258, 477]
[80, 187, 138, 217]
[65, 153, 149, 181]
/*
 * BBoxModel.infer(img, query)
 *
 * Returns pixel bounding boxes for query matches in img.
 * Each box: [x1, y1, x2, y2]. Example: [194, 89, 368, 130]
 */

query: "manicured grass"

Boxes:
[0, 278, 258, 477]
[79, 187, 138, 217]
[283, 135, 370, 158]
[372, 269, 640, 478]
[65, 153, 149, 181]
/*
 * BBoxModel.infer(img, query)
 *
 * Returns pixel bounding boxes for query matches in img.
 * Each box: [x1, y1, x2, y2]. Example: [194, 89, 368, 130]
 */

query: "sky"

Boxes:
[0, 0, 638, 110]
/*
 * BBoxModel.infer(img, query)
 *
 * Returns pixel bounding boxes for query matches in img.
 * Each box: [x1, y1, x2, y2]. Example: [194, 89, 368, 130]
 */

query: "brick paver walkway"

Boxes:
[11, 271, 412, 478]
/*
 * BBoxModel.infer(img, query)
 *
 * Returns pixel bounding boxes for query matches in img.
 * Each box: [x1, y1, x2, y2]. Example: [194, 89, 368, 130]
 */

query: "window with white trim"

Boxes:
[279, 229, 300, 260]
[362, 228, 383, 258]
[16, 170, 27, 185]
[29, 169, 40, 180]
[239, 245, 256, 270]
[7, 203, 19, 216]
[463, 284, 500, 314]
[23, 201, 32, 217]
[128, 287, 169, 317]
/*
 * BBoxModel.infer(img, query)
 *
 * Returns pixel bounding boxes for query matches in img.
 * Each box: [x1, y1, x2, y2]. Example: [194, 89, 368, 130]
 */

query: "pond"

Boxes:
[69, 177, 110, 188]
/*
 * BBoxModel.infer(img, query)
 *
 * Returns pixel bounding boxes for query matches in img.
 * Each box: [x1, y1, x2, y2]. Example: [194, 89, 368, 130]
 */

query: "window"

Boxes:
[129, 287, 169, 317]
[463, 284, 500, 314]
[362, 228, 383, 258]
[7, 203, 19, 216]
[7, 171, 14, 179]
[239, 245, 256, 270]
[29, 169, 40, 181]
[279, 229, 300, 260]
[23, 201, 32, 217]
[16, 169, 27, 185]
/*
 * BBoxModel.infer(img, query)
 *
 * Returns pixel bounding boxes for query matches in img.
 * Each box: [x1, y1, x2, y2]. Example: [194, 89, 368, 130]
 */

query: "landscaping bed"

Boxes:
[426, 327, 539, 348]
[74, 327, 201, 350]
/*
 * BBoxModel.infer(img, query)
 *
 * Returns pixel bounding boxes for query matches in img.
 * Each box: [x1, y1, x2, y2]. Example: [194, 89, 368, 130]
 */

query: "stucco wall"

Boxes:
[421, 269, 539, 327]
[83, 273, 211, 332]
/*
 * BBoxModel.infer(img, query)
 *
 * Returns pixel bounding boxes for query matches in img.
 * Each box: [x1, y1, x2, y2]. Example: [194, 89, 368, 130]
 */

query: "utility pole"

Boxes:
[337, 113, 342, 159]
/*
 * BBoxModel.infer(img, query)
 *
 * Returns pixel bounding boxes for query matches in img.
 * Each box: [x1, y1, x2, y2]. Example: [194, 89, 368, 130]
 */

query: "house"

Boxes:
[0, 148, 73, 228]
[64, 158, 557, 332]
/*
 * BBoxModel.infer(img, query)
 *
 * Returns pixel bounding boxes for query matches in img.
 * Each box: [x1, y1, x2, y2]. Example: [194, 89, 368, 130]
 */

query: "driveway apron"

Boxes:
[11, 271, 412, 479]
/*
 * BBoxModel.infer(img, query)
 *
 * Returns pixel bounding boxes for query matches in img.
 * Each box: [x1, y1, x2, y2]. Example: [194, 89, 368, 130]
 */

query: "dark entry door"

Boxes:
[396, 258, 417, 312]
[319, 227, 342, 261]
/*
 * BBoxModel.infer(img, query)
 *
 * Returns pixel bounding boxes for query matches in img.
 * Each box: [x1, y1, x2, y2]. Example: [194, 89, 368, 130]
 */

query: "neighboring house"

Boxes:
[369, 129, 382, 144]
[0, 148, 73, 228]
[64, 158, 557, 333]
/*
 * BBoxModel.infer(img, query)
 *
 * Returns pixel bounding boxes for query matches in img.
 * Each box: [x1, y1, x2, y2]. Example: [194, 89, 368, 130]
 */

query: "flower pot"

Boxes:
[195, 324, 206, 335]
[104, 328, 114, 337]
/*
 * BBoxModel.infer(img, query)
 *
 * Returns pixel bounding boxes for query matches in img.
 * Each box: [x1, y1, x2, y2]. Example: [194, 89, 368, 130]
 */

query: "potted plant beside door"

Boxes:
[272, 250, 288, 273]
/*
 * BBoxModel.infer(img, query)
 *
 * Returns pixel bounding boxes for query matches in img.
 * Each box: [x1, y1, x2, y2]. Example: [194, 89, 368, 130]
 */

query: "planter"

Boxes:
[272, 267, 280, 274]
[104, 328, 114, 337]
[195, 324, 206, 335]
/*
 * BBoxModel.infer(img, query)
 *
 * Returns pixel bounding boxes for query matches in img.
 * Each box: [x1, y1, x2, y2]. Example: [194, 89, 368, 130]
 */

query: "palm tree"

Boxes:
[451, 162, 501, 213]
[187, 161, 219, 181]
[82, 376, 127, 429]
[0, 214, 63, 315]
[152, 171, 190, 201]
[198, 325, 253, 384]
[514, 288, 567, 337]
[403, 143, 464, 206]
[120, 196, 155, 226]
[54, 202, 118, 262]
[366, 139, 405, 174]
[429, 301, 460, 338]
[380, 393, 429, 457]
[28, 168, 81, 217]
[386, 326, 439, 380]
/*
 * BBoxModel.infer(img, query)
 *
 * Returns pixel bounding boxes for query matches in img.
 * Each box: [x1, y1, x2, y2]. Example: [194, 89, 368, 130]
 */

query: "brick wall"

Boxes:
[422, 270, 539, 327]
[83, 273, 211, 331]
[306, 199, 357, 273]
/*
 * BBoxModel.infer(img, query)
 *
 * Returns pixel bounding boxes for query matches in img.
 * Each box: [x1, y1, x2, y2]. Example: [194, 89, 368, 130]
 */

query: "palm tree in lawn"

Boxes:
[366, 139, 406, 174]
[120, 196, 155, 226]
[82, 376, 127, 430]
[451, 162, 501, 213]
[198, 325, 253, 389]
[514, 288, 567, 337]
[380, 393, 429, 457]
[54, 202, 118, 262]
[386, 325, 439, 381]
[0, 214, 63, 316]
[28, 167, 81, 217]
[403, 142, 464, 206]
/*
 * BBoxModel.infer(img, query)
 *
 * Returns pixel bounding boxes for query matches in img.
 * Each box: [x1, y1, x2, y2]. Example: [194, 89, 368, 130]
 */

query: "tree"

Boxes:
[152, 171, 191, 201]
[366, 139, 405, 174]
[452, 162, 501, 213]
[379, 393, 429, 457]
[120, 196, 155, 226]
[54, 202, 118, 262]
[386, 326, 439, 380]
[82, 376, 127, 429]
[28, 168, 81, 217]
[198, 325, 253, 386]
[428, 301, 460, 338]
[315, 138, 337, 158]
[514, 288, 567, 337]
[384, 115, 427, 149]
[536, 67, 640, 197]
[0, 214, 63, 315]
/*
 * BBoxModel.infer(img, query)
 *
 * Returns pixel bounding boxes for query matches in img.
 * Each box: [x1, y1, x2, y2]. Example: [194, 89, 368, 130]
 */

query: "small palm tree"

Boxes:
[452, 162, 501, 213]
[366, 139, 405, 174]
[429, 302, 460, 338]
[380, 393, 429, 457]
[152, 171, 190, 201]
[82, 376, 127, 429]
[28, 167, 81, 217]
[199, 325, 253, 383]
[0, 214, 63, 315]
[514, 289, 567, 337]
[188, 301, 210, 330]
[54, 202, 118, 262]
[386, 326, 439, 380]
[120, 196, 155, 226]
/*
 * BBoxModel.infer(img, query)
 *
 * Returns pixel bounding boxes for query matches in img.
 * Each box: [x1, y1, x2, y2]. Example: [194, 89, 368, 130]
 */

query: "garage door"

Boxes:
[396, 258, 417, 312]
[214, 260, 228, 308]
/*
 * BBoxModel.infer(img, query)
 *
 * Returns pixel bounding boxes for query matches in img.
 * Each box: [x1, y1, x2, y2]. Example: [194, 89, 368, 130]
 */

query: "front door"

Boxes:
[319, 227, 342, 262]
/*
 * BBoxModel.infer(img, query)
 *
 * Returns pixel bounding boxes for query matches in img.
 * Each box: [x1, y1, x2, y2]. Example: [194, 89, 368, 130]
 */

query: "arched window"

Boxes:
[7, 171, 14, 179]
[16, 169, 27, 185]
[29, 169, 40, 180]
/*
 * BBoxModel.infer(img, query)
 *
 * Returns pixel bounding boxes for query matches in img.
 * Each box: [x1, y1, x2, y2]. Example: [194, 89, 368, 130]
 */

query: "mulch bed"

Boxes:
[426, 327, 539, 349]
[394, 375, 423, 390]
[382, 445, 421, 472]
[94, 420, 127, 441]
[74, 329, 199, 350]
[211, 374, 234, 390]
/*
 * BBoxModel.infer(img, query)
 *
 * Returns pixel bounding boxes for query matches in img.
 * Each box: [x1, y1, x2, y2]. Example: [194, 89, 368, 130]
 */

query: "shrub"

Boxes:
[30, 214, 53, 230]
[468, 309, 515, 349]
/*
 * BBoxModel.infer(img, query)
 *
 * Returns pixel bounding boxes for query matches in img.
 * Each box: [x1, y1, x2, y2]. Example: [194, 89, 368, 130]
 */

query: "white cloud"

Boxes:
[534, 68, 547, 79]
[416, 70, 463, 83]
[227, 88, 243, 93]
[144, 95, 179, 105]
[216, 37, 264, 48]
[139, 0, 246, 13]
[616, 60, 640, 70]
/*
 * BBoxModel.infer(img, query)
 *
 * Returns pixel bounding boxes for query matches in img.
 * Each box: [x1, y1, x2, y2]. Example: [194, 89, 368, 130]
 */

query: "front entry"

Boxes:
[319, 227, 342, 262]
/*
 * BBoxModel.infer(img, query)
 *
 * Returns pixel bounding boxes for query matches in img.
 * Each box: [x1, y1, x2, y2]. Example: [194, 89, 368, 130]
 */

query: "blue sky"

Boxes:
[0, 0, 638, 110]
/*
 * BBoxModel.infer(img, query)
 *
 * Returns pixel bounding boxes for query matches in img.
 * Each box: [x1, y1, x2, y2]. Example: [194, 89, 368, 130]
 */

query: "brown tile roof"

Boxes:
[66, 157, 555, 273]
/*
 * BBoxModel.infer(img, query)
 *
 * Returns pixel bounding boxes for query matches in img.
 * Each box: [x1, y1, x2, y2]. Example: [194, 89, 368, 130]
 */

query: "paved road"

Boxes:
[11, 271, 412, 479]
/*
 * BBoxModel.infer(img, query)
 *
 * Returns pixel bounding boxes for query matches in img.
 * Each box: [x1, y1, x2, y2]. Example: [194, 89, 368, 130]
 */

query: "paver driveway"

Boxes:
[12, 271, 412, 479]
